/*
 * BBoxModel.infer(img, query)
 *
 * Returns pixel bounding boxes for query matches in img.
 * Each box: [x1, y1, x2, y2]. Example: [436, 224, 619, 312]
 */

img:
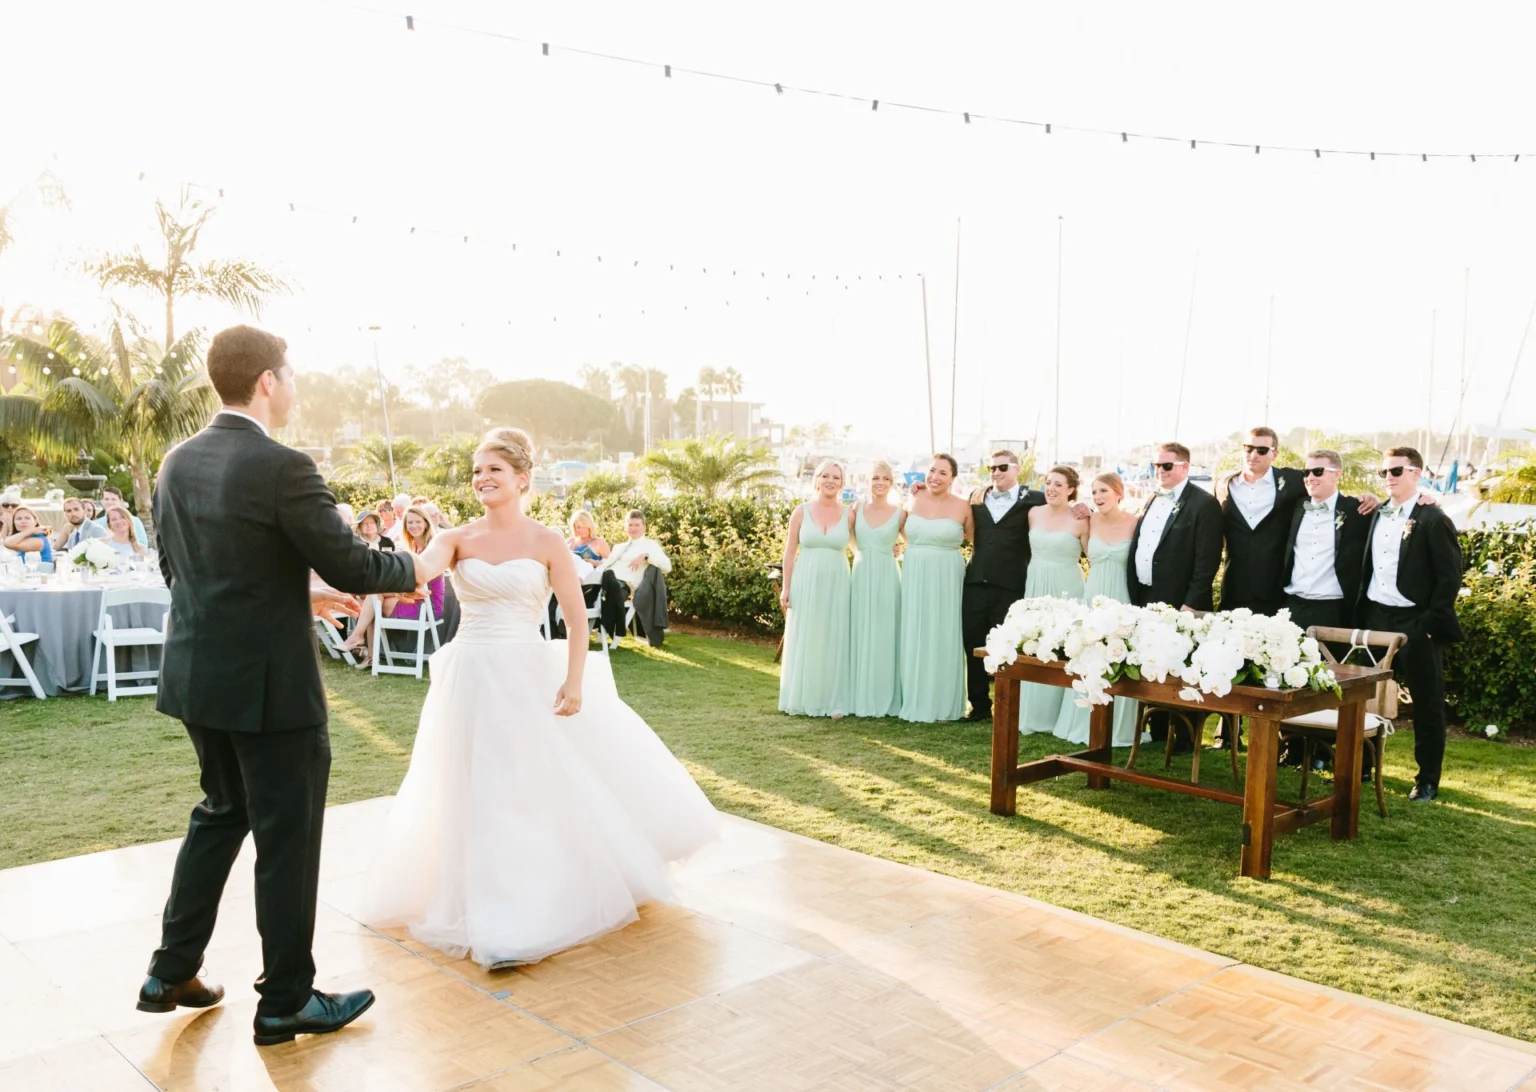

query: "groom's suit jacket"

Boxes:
[965, 485, 1046, 594]
[153, 412, 418, 734]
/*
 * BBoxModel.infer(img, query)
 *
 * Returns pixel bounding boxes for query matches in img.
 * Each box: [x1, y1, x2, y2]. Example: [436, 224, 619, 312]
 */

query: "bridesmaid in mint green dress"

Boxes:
[848, 461, 903, 718]
[779, 461, 852, 717]
[1053, 472, 1140, 746]
[898, 455, 974, 723]
[1018, 467, 1089, 734]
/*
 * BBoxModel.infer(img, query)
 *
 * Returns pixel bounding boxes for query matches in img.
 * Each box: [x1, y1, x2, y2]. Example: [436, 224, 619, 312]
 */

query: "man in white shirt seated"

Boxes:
[595, 509, 672, 644]
[92, 486, 149, 546]
[54, 496, 111, 551]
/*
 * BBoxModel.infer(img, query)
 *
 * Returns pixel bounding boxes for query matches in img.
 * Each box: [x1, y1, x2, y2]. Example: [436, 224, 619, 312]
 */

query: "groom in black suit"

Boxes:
[1217, 427, 1308, 616]
[962, 450, 1044, 721]
[139, 326, 423, 1046]
[1357, 447, 1463, 803]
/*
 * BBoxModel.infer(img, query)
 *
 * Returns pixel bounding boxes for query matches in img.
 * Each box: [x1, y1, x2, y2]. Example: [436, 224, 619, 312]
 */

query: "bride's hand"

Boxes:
[553, 680, 582, 717]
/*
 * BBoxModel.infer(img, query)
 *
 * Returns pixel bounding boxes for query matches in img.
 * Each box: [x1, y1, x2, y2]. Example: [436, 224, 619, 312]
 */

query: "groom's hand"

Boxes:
[311, 587, 362, 617]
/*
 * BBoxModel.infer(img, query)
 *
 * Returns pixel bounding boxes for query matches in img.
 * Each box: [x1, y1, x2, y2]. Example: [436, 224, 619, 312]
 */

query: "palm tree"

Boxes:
[577, 363, 612, 401]
[696, 366, 723, 436]
[342, 435, 424, 483]
[720, 366, 744, 436]
[0, 314, 218, 517]
[641, 434, 777, 498]
[1481, 451, 1536, 504]
[88, 194, 290, 349]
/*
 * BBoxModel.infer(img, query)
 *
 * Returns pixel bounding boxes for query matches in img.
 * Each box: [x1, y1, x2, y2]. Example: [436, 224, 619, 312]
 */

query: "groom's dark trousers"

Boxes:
[147, 412, 416, 1017]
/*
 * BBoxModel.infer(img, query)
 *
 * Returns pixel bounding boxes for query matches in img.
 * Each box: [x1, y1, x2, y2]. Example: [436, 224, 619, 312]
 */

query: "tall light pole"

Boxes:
[1053, 216, 1063, 463]
[367, 326, 398, 496]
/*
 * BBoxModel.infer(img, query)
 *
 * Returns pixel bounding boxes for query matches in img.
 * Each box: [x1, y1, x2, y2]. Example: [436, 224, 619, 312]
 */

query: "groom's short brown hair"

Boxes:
[207, 325, 288, 405]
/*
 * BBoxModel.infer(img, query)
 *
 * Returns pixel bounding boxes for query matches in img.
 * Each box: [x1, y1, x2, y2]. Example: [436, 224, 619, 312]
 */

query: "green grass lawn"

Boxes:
[3, 633, 1534, 1042]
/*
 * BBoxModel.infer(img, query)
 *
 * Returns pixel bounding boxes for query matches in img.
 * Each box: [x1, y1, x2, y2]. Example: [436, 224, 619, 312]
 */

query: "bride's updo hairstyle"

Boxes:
[476, 427, 535, 493]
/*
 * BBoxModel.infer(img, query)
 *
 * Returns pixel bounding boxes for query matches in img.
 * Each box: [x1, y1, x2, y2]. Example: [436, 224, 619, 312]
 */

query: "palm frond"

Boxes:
[189, 260, 291, 317]
[0, 393, 42, 438]
[89, 249, 169, 296]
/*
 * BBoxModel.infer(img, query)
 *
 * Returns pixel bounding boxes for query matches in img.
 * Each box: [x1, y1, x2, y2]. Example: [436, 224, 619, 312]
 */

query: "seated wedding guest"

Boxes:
[1359, 447, 1463, 804]
[0, 488, 18, 537]
[848, 460, 903, 718]
[341, 506, 443, 665]
[54, 496, 109, 551]
[567, 510, 611, 564]
[376, 499, 398, 537]
[596, 509, 672, 646]
[1019, 466, 1089, 734]
[1129, 442, 1222, 752]
[779, 460, 852, 718]
[355, 511, 394, 551]
[95, 485, 149, 545]
[103, 505, 149, 560]
[898, 453, 973, 723]
[4, 505, 54, 563]
[1053, 472, 1139, 746]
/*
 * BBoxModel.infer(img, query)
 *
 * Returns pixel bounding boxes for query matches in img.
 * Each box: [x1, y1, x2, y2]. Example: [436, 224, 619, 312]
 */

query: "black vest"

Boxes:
[965, 489, 1042, 593]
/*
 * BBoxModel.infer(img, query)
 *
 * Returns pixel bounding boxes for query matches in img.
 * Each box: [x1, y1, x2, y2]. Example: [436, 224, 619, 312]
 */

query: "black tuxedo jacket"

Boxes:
[1127, 483, 1223, 610]
[1357, 501, 1464, 643]
[1217, 466, 1307, 609]
[965, 486, 1046, 594]
[153, 413, 418, 733]
[1279, 494, 1370, 612]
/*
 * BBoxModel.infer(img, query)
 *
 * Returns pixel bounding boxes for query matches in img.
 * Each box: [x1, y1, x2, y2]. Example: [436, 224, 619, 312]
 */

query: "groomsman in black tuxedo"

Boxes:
[1280, 449, 1371, 632]
[1358, 447, 1463, 803]
[1128, 443, 1223, 751]
[962, 450, 1044, 721]
[1218, 427, 1308, 615]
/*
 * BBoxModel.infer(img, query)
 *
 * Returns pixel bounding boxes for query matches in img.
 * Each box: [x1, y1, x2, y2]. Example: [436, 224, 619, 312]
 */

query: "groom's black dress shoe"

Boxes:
[137, 972, 224, 1013]
[253, 988, 375, 1046]
[1408, 784, 1439, 804]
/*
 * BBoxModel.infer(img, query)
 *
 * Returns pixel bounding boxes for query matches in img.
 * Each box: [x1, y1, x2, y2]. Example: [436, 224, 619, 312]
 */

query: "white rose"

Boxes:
[1485, 724, 1499, 738]
[1284, 666, 1310, 689]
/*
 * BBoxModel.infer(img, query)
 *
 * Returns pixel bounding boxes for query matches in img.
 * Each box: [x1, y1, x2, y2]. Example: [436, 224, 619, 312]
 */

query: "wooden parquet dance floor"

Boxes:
[2, 799, 1533, 1091]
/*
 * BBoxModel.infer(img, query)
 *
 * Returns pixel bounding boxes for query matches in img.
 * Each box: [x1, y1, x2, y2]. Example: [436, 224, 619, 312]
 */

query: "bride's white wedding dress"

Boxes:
[361, 556, 719, 967]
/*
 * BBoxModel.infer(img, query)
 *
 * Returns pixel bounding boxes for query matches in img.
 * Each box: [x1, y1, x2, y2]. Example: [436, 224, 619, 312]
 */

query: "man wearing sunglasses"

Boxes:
[1218, 427, 1314, 617]
[1358, 447, 1463, 803]
[1279, 450, 1371, 633]
[961, 450, 1046, 722]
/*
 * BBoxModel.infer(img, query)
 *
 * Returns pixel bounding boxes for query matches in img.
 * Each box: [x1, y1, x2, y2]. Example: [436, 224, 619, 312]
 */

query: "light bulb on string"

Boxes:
[72, 367, 81, 376]
[42, 366, 51, 375]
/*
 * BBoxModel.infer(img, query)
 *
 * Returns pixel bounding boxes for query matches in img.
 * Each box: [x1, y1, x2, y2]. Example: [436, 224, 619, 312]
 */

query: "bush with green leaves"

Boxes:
[1459, 519, 1535, 577]
[1444, 558, 1536, 729]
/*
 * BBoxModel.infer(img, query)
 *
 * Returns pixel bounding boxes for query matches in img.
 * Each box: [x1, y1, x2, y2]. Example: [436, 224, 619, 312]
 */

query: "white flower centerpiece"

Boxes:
[985, 597, 1339, 706]
[69, 537, 120, 578]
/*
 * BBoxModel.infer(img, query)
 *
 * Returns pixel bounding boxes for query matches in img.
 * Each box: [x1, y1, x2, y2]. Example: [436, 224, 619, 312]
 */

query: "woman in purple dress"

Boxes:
[342, 506, 445, 664]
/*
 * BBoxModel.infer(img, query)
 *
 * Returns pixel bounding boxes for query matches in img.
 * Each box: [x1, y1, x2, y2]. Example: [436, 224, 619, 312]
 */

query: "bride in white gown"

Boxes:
[361, 427, 719, 968]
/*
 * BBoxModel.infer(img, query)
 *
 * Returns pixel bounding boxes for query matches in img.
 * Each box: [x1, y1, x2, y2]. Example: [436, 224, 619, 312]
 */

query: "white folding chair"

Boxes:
[90, 587, 171, 700]
[314, 613, 359, 666]
[370, 593, 442, 679]
[0, 611, 46, 700]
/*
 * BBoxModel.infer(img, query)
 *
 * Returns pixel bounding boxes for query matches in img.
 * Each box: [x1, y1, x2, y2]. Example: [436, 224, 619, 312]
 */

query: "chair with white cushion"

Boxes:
[90, 587, 172, 700]
[1282, 627, 1407, 818]
[0, 611, 46, 700]
[370, 593, 441, 679]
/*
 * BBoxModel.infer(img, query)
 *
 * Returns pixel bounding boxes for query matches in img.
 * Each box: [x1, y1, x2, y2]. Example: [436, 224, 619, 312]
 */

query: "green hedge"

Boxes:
[1444, 559, 1536, 730]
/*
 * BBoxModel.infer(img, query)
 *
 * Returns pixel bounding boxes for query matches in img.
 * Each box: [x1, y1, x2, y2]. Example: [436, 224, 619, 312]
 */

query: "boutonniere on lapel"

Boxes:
[1401, 519, 1416, 542]
[1276, 476, 1286, 494]
[1170, 501, 1183, 519]
[1334, 512, 1346, 531]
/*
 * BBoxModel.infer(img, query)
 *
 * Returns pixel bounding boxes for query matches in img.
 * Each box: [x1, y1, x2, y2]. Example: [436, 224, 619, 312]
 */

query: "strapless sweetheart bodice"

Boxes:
[451, 557, 550, 644]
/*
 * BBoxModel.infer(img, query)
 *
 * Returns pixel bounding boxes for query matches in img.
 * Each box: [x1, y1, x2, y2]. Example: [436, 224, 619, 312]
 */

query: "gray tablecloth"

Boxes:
[0, 584, 168, 697]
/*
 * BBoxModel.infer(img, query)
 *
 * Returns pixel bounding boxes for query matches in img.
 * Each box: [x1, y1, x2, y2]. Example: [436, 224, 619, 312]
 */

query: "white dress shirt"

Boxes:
[983, 485, 1019, 523]
[600, 536, 673, 593]
[1284, 491, 1344, 600]
[1366, 498, 1416, 608]
[1134, 480, 1188, 586]
[1228, 468, 1278, 529]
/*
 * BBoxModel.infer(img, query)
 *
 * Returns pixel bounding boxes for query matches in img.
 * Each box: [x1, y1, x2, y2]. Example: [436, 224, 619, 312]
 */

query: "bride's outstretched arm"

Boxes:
[545, 531, 588, 717]
[411, 528, 460, 586]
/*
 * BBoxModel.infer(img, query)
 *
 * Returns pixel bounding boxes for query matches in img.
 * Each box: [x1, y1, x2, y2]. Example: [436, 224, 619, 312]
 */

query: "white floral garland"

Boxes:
[983, 596, 1340, 707]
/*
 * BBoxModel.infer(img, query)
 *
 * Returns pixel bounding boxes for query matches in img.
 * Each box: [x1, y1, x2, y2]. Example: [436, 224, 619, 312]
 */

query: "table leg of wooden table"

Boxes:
[990, 677, 1021, 816]
[1086, 700, 1111, 791]
[1240, 716, 1279, 879]
[1331, 699, 1365, 841]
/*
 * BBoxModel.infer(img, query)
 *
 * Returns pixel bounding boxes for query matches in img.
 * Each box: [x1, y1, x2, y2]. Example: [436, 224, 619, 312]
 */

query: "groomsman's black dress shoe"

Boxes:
[252, 988, 376, 1046]
[137, 972, 224, 1013]
[963, 709, 992, 723]
[1408, 784, 1439, 803]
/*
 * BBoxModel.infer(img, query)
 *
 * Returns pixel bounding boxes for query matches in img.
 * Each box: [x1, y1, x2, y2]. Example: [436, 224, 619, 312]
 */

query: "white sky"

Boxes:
[5, 0, 1535, 460]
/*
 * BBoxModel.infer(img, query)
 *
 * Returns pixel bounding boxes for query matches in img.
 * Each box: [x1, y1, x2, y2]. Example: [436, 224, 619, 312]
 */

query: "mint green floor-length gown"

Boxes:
[1052, 536, 1138, 746]
[897, 515, 966, 723]
[1018, 528, 1085, 733]
[848, 506, 902, 718]
[778, 509, 852, 717]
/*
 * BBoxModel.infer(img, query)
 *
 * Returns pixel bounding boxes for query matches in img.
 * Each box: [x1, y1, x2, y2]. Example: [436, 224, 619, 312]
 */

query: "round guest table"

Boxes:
[0, 577, 168, 697]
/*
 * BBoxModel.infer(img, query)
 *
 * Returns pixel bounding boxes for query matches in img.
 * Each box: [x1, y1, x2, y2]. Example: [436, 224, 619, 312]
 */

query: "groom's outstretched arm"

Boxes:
[276, 450, 417, 595]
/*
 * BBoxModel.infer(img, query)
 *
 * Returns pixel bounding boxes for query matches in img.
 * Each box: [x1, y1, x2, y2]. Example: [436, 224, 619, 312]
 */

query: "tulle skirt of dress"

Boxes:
[361, 636, 720, 968]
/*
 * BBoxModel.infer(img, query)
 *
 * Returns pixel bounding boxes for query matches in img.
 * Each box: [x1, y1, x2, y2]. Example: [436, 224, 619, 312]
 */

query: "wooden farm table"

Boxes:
[979, 654, 1392, 879]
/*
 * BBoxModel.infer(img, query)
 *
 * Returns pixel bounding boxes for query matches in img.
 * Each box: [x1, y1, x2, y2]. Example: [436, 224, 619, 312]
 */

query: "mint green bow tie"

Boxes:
[1303, 501, 1328, 513]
